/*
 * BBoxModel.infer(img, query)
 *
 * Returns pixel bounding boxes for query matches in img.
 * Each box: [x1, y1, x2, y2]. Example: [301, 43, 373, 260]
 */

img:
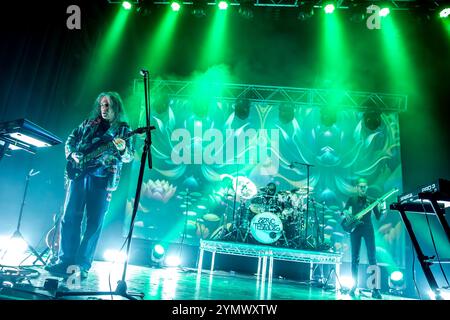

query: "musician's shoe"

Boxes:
[80, 268, 89, 280]
[349, 286, 357, 298]
[372, 289, 382, 300]
[44, 262, 70, 275]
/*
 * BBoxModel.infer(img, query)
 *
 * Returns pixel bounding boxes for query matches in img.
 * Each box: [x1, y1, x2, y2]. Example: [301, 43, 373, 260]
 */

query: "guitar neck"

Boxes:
[80, 129, 136, 164]
[355, 199, 380, 220]
[354, 188, 399, 220]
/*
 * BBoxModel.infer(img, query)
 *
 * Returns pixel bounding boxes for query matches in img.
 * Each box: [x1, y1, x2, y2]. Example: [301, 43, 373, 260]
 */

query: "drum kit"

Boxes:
[213, 177, 326, 249]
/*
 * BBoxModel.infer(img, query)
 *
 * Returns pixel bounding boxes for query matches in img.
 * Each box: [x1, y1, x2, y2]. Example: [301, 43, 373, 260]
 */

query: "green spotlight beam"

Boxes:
[319, 11, 350, 96]
[81, 7, 131, 95]
[200, 10, 229, 68]
[141, 9, 179, 74]
[443, 18, 450, 36]
[380, 17, 417, 94]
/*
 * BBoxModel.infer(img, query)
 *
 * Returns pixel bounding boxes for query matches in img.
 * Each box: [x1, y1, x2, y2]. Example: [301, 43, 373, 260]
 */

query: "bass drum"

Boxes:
[250, 212, 283, 244]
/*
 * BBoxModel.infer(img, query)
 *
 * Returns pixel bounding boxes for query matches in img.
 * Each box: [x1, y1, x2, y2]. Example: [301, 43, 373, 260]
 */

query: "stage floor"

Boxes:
[0, 261, 412, 300]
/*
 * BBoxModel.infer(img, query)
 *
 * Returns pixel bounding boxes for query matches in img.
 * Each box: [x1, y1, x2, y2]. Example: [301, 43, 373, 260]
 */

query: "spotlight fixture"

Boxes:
[363, 110, 381, 131]
[218, 0, 229, 10]
[379, 7, 390, 17]
[297, 2, 314, 21]
[192, 0, 207, 18]
[440, 7, 450, 18]
[234, 98, 251, 120]
[388, 271, 405, 295]
[348, 2, 366, 23]
[320, 108, 337, 127]
[323, 2, 335, 14]
[239, 0, 254, 19]
[151, 244, 166, 265]
[122, 1, 132, 10]
[279, 103, 295, 123]
[170, 0, 181, 12]
[136, 0, 152, 16]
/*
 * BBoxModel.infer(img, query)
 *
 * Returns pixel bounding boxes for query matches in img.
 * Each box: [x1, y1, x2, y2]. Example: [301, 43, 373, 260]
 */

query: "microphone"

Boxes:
[140, 69, 149, 76]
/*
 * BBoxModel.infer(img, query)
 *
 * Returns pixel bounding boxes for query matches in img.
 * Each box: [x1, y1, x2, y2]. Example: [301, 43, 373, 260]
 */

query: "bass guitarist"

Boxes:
[45, 91, 134, 279]
[343, 177, 383, 299]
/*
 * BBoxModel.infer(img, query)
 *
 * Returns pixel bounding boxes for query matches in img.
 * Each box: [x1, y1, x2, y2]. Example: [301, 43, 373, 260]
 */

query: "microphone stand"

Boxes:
[290, 161, 314, 249]
[55, 69, 155, 300]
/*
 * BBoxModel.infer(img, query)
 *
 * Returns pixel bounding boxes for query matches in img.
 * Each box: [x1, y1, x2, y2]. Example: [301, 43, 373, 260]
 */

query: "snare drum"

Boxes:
[250, 212, 283, 244]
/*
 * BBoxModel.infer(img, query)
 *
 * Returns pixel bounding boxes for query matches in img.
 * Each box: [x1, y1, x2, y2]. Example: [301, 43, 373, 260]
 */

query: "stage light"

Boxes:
[171, 1, 181, 12]
[324, 3, 335, 14]
[363, 110, 381, 131]
[103, 249, 127, 263]
[165, 255, 182, 267]
[136, 0, 152, 16]
[192, 0, 207, 18]
[440, 8, 450, 18]
[239, 0, 254, 19]
[218, 1, 229, 10]
[151, 244, 166, 264]
[339, 276, 355, 290]
[388, 271, 405, 294]
[320, 108, 337, 127]
[122, 1, 132, 10]
[379, 7, 390, 17]
[279, 103, 295, 123]
[348, 2, 366, 23]
[297, 2, 314, 21]
[234, 98, 250, 120]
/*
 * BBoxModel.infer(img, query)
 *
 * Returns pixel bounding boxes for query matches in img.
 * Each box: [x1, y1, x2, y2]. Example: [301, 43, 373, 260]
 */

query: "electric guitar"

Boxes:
[45, 207, 63, 264]
[341, 187, 399, 233]
[65, 127, 145, 180]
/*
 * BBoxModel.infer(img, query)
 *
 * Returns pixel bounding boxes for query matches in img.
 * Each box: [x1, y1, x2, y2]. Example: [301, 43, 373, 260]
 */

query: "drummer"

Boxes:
[250, 182, 277, 206]
[265, 182, 277, 197]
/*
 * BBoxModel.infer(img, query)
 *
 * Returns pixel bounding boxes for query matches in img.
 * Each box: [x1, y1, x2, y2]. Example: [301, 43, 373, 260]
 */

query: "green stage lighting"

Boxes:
[122, 1, 132, 10]
[440, 8, 450, 18]
[171, 1, 181, 12]
[379, 7, 390, 17]
[324, 3, 335, 14]
[218, 1, 229, 10]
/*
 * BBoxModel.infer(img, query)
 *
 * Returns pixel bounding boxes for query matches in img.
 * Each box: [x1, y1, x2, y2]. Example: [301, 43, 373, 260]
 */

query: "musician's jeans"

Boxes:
[59, 174, 111, 271]
[350, 225, 377, 287]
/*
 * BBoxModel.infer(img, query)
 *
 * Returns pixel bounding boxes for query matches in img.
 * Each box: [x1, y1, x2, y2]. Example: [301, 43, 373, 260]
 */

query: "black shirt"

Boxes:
[345, 195, 381, 230]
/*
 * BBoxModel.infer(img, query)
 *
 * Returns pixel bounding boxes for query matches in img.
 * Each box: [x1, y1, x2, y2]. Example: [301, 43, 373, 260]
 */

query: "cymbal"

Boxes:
[232, 176, 258, 200]
[203, 213, 221, 222]
[182, 211, 197, 216]
[190, 192, 202, 197]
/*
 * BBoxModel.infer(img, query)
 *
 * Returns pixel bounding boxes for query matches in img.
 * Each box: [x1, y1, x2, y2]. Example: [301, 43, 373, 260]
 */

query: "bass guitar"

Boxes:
[341, 187, 399, 233]
[65, 127, 146, 180]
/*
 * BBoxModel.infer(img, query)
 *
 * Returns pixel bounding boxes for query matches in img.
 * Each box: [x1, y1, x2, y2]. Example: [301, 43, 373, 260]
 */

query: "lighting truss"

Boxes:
[134, 0, 441, 11]
[133, 79, 408, 112]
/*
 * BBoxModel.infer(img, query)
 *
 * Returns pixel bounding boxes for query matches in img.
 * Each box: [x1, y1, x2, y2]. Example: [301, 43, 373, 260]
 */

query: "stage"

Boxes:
[0, 242, 411, 301]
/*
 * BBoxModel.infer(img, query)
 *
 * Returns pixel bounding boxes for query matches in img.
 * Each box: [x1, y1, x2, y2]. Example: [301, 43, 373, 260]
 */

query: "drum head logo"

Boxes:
[250, 212, 283, 244]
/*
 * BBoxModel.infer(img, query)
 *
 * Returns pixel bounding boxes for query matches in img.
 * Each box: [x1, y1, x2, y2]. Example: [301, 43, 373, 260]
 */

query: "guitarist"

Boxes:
[45, 92, 134, 279]
[343, 178, 382, 299]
